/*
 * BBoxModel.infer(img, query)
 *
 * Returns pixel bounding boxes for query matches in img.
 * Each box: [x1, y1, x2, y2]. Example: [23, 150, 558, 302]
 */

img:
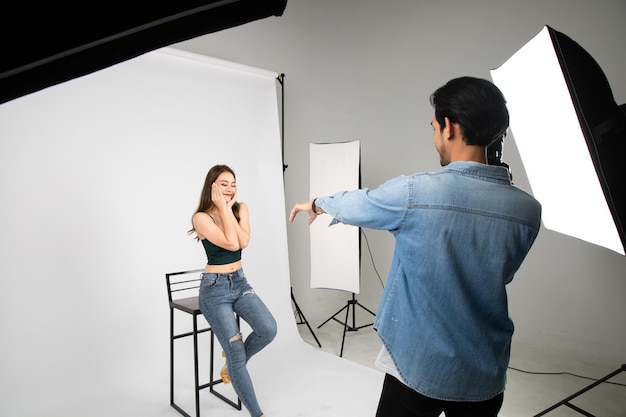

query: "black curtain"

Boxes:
[0, 0, 287, 105]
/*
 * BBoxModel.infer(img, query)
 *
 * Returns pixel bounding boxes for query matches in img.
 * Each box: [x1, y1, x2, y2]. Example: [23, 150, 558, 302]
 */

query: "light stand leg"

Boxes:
[318, 293, 376, 357]
[533, 364, 625, 416]
[291, 287, 322, 347]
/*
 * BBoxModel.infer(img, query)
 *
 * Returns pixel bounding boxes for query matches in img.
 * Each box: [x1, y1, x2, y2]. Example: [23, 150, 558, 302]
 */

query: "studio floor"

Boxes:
[296, 317, 626, 417]
[160, 305, 624, 417]
[163, 317, 625, 417]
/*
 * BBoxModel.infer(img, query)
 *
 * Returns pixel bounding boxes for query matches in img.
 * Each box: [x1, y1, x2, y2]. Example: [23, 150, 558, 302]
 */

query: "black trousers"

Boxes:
[375, 374, 504, 417]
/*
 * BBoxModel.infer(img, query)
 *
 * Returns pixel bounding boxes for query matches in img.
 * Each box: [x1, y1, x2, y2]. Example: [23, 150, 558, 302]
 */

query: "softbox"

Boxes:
[491, 25, 626, 255]
[0, 0, 288, 105]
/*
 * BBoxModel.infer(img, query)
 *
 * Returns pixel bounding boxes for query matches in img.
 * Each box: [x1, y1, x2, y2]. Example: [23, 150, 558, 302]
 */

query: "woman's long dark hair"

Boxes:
[188, 165, 241, 238]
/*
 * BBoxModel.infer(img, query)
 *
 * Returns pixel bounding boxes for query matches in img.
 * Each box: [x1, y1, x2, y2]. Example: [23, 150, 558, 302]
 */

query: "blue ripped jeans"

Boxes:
[198, 269, 277, 417]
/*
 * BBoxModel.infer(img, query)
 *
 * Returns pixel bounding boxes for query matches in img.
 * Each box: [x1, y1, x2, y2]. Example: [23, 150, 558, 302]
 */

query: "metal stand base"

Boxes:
[291, 287, 322, 347]
[318, 293, 376, 357]
[534, 364, 625, 416]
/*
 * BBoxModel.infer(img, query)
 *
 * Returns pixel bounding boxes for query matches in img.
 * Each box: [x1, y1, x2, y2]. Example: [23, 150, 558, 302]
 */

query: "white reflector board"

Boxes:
[309, 141, 361, 293]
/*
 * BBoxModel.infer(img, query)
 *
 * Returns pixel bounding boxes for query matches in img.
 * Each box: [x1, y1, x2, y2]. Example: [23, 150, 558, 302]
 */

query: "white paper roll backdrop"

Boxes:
[309, 141, 361, 293]
[0, 47, 299, 415]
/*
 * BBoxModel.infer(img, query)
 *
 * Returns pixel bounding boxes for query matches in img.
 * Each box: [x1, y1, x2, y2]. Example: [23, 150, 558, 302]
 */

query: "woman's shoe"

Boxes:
[220, 351, 230, 384]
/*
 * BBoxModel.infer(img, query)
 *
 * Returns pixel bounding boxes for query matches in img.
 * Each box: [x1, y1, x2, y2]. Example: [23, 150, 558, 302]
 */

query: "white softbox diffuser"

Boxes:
[309, 141, 361, 293]
[491, 25, 626, 255]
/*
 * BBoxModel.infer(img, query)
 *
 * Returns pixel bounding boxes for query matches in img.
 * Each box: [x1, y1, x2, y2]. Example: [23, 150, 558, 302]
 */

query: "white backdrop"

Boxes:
[0, 47, 383, 417]
[309, 141, 361, 293]
[0, 47, 295, 415]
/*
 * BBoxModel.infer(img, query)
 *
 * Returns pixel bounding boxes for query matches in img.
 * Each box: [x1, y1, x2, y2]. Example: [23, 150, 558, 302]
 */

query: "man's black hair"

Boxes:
[430, 76, 509, 147]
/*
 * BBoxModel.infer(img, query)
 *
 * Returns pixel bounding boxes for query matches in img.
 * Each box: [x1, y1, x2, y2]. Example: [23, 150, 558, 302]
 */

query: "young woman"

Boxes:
[190, 164, 277, 417]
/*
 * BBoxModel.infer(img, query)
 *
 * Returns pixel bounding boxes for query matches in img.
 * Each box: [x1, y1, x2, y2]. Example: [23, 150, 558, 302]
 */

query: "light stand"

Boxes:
[317, 292, 375, 357]
[291, 287, 322, 347]
[491, 25, 626, 416]
[534, 365, 626, 416]
[316, 225, 376, 358]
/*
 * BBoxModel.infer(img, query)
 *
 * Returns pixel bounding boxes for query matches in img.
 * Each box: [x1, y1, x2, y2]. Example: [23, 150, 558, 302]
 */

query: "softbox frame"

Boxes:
[491, 25, 626, 255]
[550, 26, 626, 252]
[0, 0, 288, 105]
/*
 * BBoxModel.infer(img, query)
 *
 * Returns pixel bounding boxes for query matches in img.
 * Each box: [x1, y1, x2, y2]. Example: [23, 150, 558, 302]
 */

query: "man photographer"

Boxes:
[290, 76, 541, 416]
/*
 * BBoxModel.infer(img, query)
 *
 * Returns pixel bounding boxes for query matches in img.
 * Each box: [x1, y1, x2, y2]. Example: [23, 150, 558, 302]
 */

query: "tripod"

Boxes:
[533, 364, 625, 416]
[318, 292, 376, 357]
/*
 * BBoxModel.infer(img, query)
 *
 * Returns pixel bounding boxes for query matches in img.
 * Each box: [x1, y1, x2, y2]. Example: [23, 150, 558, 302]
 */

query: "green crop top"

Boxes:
[201, 239, 242, 265]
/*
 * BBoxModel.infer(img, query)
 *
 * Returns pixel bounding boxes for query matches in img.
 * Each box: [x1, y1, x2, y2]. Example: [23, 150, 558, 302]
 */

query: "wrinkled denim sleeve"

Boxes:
[314, 175, 409, 232]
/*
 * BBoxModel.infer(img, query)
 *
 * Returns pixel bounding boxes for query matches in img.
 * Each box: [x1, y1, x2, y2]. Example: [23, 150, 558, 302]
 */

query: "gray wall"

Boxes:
[175, 0, 626, 367]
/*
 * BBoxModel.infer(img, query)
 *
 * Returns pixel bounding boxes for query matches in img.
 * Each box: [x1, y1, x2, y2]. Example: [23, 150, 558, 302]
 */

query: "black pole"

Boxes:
[277, 73, 287, 173]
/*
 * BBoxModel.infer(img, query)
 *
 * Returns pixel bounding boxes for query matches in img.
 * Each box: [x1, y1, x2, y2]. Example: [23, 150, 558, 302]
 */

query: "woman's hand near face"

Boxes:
[212, 183, 227, 210]
[226, 187, 238, 209]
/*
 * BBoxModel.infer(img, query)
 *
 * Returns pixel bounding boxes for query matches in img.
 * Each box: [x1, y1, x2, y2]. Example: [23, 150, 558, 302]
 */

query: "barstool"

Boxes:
[166, 269, 241, 417]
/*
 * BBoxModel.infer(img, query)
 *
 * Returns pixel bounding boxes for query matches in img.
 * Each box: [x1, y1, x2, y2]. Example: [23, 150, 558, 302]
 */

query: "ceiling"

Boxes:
[0, 0, 287, 105]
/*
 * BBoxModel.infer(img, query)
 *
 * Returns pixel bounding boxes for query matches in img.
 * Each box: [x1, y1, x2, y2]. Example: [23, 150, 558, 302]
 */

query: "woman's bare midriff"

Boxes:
[203, 260, 242, 274]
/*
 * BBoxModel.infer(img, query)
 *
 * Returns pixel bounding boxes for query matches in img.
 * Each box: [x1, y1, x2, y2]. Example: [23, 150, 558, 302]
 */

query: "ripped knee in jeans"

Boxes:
[229, 332, 243, 343]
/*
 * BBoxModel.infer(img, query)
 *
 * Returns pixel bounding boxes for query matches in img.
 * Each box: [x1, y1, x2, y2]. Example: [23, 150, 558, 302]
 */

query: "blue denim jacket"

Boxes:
[316, 161, 541, 401]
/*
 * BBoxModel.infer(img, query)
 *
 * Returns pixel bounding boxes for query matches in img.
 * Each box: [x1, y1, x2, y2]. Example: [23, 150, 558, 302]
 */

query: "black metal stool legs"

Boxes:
[192, 315, 201, 417]
[169, 308, 241, 417]
[166, 269, 241, 417]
